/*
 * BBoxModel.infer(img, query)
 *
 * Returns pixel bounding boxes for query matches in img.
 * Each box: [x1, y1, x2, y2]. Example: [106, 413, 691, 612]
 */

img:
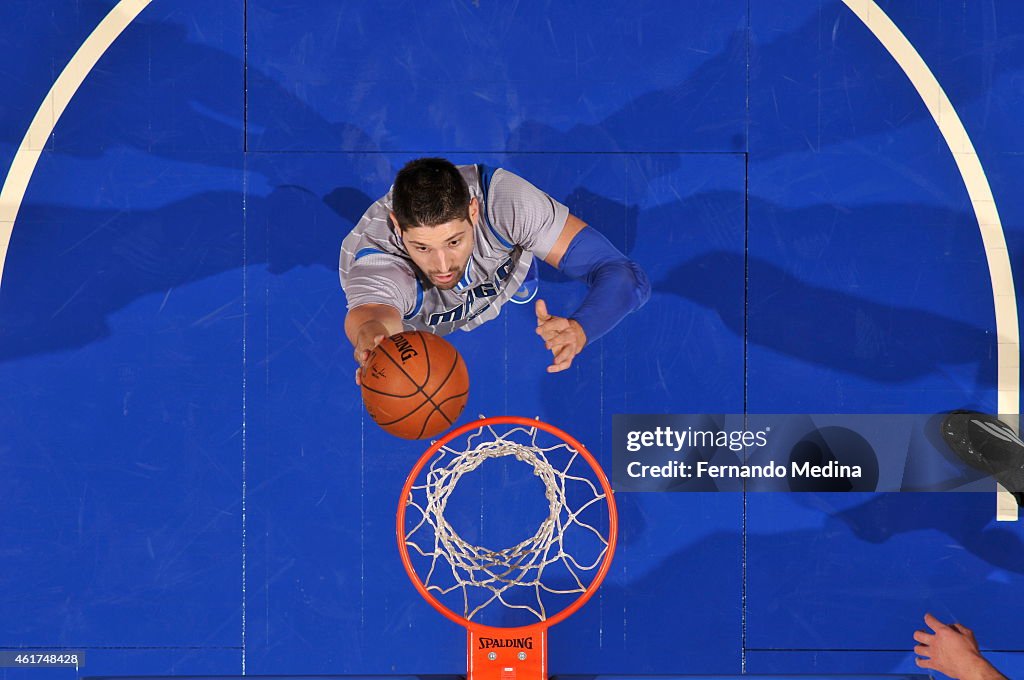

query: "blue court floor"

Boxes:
[0, 2, 1022, 680]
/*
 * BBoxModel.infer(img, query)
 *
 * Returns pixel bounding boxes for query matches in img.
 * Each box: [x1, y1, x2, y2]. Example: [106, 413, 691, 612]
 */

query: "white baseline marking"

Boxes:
[843, 0, 1020, 521]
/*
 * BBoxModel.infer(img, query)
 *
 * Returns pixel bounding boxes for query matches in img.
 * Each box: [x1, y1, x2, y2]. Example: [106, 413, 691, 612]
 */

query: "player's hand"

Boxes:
[535, 299, 587, 373]
[353, 325, 387, 386]
[913, 613, 1000, 680]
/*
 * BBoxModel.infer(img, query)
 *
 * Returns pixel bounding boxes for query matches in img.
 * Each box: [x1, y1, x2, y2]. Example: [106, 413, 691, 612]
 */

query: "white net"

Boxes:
[402, 420, 612, 623]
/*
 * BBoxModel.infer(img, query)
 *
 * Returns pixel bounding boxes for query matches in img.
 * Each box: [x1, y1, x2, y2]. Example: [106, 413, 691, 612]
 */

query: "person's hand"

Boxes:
[535, 299, 587, 373]
[914, 613, 1003, 680]
[353, 324, 388, 385]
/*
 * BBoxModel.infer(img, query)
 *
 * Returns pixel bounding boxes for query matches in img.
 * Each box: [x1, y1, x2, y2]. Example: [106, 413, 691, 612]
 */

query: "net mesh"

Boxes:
[403, 421, 611, 622]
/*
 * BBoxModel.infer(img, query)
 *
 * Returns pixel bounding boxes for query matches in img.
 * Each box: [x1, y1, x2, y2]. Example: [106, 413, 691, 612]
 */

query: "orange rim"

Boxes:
[396, 415, 618, 633]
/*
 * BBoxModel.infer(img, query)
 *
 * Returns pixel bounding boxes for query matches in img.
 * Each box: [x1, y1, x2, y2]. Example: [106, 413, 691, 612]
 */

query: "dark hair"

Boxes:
[391, 158, 471, 230]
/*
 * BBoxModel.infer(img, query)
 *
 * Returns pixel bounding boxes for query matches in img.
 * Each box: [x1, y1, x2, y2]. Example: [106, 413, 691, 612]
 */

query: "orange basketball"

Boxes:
[360, 331, 470, 439]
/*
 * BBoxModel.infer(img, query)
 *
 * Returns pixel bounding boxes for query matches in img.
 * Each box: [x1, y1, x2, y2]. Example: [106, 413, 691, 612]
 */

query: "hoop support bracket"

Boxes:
[468, 625, 548, 680]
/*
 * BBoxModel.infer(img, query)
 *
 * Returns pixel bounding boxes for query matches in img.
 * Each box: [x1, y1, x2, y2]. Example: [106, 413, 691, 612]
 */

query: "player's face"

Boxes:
[398, 198, 478, 289]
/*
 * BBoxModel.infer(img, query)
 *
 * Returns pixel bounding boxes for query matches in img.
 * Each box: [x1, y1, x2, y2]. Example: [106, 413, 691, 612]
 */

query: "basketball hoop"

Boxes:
[397, 415, 618, 680]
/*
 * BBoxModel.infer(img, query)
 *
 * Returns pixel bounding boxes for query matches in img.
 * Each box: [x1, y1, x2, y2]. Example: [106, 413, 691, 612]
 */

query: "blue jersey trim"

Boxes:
[355, 247, 385, 260]
[477, 164, 514, 250]
[455, 257, 474, 291]
[404, 279, 424, 320]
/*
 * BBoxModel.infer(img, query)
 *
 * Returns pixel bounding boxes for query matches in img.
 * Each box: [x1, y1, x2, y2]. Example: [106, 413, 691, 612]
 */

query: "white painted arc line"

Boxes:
[843, 0, 1019, 521]
[0, 0, 153, 287]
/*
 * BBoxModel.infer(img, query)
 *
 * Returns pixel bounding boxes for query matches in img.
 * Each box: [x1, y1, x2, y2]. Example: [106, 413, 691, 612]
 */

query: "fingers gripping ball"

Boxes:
[360, 331, 470, 439]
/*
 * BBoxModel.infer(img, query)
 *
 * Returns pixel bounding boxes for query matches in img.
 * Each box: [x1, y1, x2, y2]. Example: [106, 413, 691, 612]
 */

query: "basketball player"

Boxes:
[340, 158, 650, 380]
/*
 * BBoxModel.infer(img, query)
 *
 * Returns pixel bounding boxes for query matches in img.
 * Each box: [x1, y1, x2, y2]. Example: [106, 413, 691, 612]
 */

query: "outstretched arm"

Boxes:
[345, 303, 404, 384]
[535, 216, 650, 372]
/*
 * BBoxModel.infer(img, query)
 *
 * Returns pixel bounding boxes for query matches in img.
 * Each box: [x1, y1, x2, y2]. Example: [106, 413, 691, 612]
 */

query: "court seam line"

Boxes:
[742, 0, 751, 666]
[243, 0, 249, 154]
[0, 646, 244, 650]
[746, 647, 1024, 653]
[240, 138, 249, 677]
[239, 149, 750, 156]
